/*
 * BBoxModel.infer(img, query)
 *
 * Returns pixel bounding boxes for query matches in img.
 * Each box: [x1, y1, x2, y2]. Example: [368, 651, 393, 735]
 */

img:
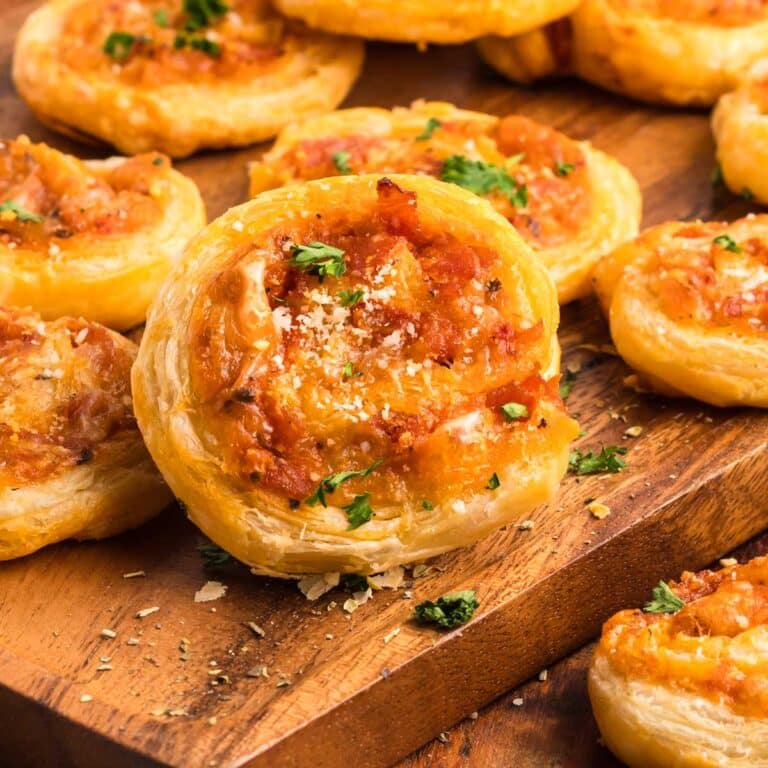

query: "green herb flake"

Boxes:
[306, 459, 384, 507]
[713, 234, 742, 254]
[568, 445, 628, 475]
[643, 581, 684, 614]
[414, 590, 479, 629]
[555, 160, 575, 177]
[288, 241, 346, 281]
[342, 492, 374, 530]
[486, 473, 500, 490]
[190, 36, 221, 56]
[559, 369, 577, 400]
[416, 117, 441, 141]
[153, 8, 170, 27]
[421, 500, 434, 510]
[0, 199, 43, 223]
[103, 31, 138, 61]
[741, 187, 754, 201]
[500, 402, 529, 421]
[441, 155, 527, 208]
[183, 0, 229, 30]
[337, 288, 365, 307]
[332, 151, 352, 175]
[342, 361, 362, 379]
[198, 542, 233, 569]
[152, 156, 165, 166]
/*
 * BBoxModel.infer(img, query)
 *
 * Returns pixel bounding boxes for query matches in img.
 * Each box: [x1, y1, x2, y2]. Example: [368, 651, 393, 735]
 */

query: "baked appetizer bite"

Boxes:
[0, 136, 205, 330]
[478, 0, 768, 106]
[713, 60, 768, 205]
[270, 0, 580, 45]
[0, 307, 171, 560]
[249, 102, 641, 304]
[133, 174, 579, 576]
[593, 215, 768, 407]
[13, 0, 364, 157]
[589, 556, 768, 768]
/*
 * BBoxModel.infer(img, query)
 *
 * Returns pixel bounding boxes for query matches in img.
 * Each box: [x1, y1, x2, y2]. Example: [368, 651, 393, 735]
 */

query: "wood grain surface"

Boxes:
[2, 3, 768, 768]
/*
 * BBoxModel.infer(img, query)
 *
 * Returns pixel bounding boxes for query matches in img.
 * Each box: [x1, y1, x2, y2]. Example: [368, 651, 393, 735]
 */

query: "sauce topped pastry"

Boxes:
[478, 0, 768, 106]
[250, 102, 641, 304]
[13, 0, 364, 156]
[0, 135, 205, 330]
[594, 215, 768, 406]
[133, 174, 579, 576]
[590, 556, 768, 767]
[0, 306, 171, 560]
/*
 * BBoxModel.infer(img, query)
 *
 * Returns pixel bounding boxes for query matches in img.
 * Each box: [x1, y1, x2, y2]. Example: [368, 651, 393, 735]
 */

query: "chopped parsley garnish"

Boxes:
[421, 500, 434, 510]
[288, 241, 346, 281]
[174, 34, 221, 56]
[153, 8, 170, 27]
[183, 0, 229, 31]
[559, 369, 577, 400]
[414, 590, 479, 629]
[0, 199, 43, 223]
[441, 155, 527, 208]
[198, 542, 233, 569]
[152, 156, 165, 166]
[569, 445, 628, 475]
[416, 117, 441, 141]
[711, 163, 724, 188]
[103, 31, 140, 61]
[306, 459, 384, 507]
[486, 473, 500, 490]
[500, 402, 529, 421]
[555, 160, 575, 177]
[643, 581, 684, 614]
[337, 288, 365, 307]
[741, 187, 754, 201]
[342, 492, 374, 530]
[342, 361, 362, 379]
[713, 234, 742, 253]
[332, 151, 352, 174]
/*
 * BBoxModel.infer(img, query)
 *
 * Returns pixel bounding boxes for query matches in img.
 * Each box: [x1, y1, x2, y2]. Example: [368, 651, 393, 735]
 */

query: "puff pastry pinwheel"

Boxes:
[0, 135, 205, 331]
[132, 174, 579, 576]
[248, 102, 641, 304]
[270, 0, 580, 45]
[0, 306, 171, 560]
[590, 556, 768, 768]
[713, 59, 768, 205]
[593, 215, 768, 407]
[12, 0, 364, 157]
[478, 0, 768, 106]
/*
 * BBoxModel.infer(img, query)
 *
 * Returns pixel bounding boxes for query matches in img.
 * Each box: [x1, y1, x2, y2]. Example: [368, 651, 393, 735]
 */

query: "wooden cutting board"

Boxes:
[2, 3, 768, 767]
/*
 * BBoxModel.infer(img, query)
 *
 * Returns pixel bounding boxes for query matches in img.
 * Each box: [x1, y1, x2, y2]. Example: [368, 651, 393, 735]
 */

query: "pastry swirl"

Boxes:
[133, 174, 579, 576]
[590, 556, 768, 768]
[0, 306, 171, 560]
[0, 135, 205, 330]
[593, 215, 768, 407]
[249, 101, 641, 304]
[13, 0, 364, 157]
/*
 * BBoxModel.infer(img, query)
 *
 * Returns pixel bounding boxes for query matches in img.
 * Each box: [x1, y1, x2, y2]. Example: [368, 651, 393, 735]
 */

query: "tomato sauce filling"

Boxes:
[601, 558, 768, 718]
[189, 178, 566, 509]
[0, 308, 138, 487]
[58, 0, 314, 87]
[272, 114, 590, 251]
[0, 136, 164, 250]
[649, 221, 768, 334]
[619, 0, 768, 25]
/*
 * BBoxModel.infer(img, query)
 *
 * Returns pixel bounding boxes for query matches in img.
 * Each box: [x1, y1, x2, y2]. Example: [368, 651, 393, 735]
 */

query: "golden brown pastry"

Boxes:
[132, 174, 579, 576]
[590, 556, 768, 768]
[593, 215, 768, 407]
[0, 135, 205, 331]
[270, 0, 580, 45]
[249, 101, 641, 304]
[0, 306, 171, 560]
[13, 0, 364, 157]
[713, 59, 768, 205]
[479, 0, 768, 106]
